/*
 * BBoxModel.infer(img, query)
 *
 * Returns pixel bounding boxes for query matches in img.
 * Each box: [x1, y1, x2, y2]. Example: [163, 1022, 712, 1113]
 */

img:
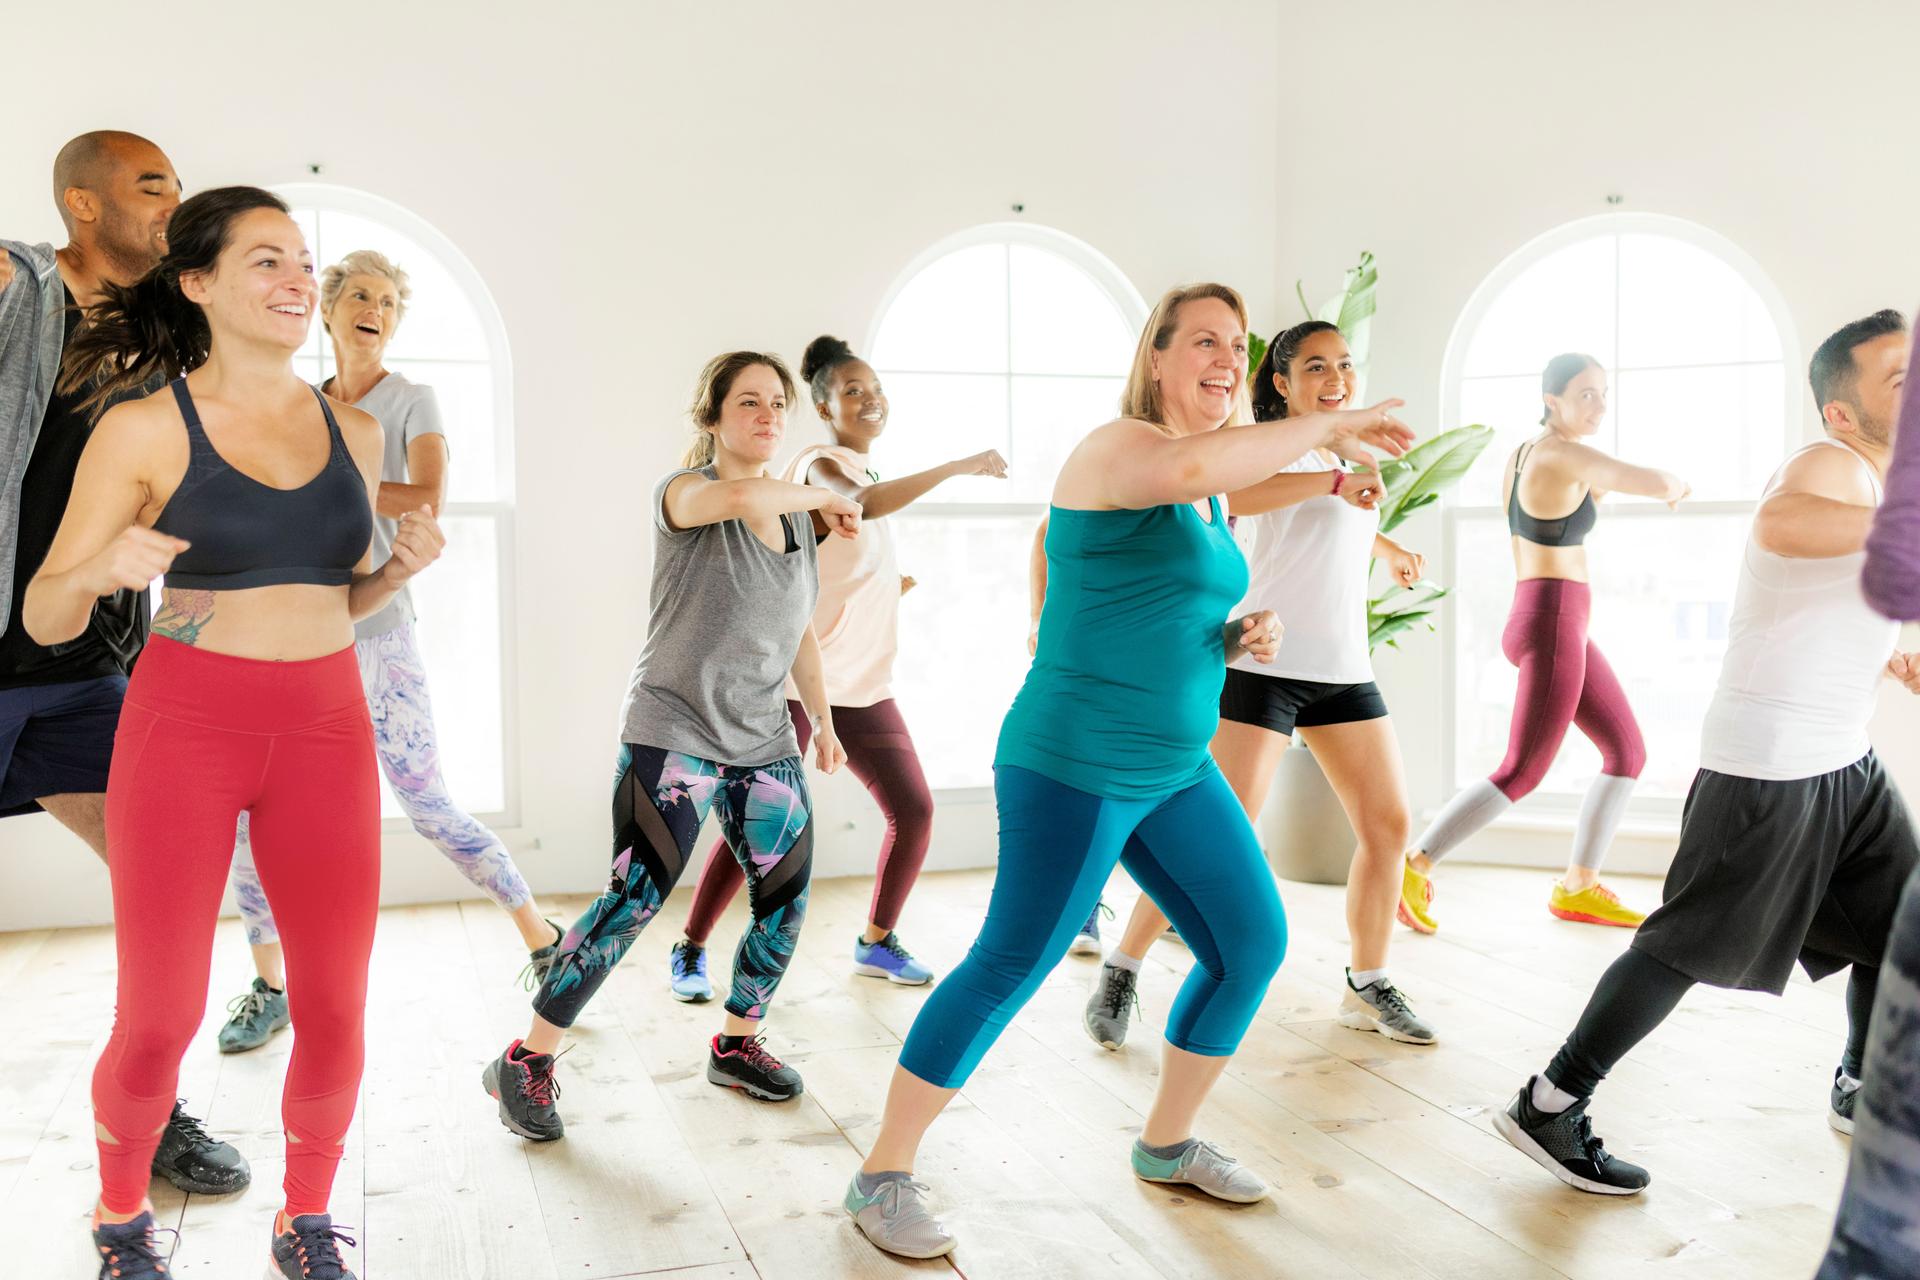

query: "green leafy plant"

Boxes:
[1262, 253, 1494, 651]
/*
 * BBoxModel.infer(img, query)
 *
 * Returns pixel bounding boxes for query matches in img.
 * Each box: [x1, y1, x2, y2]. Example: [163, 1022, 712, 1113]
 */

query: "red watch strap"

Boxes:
[1330, 469, 1346, 496]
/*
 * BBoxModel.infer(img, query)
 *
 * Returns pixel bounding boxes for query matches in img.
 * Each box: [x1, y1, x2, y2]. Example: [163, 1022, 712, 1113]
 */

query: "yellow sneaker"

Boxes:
[1548, 880, 1646, 928]
[1397, 859, 1437, 934]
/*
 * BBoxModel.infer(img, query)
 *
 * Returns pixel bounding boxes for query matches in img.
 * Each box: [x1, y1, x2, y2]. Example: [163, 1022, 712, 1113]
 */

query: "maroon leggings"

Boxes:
[95, 638, 378, 1216]
[684, 698, 931, 940]
[1492, 578, 1646, 799]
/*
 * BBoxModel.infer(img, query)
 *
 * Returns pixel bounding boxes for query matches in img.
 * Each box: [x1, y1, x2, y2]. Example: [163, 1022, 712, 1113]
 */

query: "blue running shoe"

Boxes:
[668, 939, 713, 1003]
[853, 932, 933, 985]
[1071, 900, 1113, 955]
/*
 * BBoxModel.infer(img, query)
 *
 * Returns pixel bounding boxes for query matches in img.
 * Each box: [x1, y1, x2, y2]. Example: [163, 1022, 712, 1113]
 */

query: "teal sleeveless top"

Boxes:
[996, 497, 1248, 798]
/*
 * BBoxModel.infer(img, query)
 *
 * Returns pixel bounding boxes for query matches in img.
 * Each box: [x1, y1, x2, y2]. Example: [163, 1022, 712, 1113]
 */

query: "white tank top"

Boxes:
[1699, 441, 1895, 780]
[779, 444, 899, 708]
[1227, 452, 1379, 685]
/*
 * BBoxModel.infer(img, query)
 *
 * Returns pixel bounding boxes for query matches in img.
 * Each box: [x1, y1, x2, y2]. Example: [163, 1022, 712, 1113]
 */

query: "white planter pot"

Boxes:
[1259, 743, 1355, 886]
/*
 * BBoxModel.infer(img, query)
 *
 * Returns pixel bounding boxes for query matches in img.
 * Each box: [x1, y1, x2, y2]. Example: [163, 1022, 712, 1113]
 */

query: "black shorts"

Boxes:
[1218, 668, 1388, 738]
[1633, 751, 1920, 993]
[0, 674, 127, 816]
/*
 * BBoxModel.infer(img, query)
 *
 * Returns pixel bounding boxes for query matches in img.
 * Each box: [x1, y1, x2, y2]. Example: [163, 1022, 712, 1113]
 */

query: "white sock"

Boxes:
[1107, 950, 1144, 973]
[1415, 779, 1513, 865]
[1347, 967, 1389, 990]
[1837, 1071, 1863, 1094]
[1571, 773, 1637, 873]
[1530, 1074, 1578, 1114]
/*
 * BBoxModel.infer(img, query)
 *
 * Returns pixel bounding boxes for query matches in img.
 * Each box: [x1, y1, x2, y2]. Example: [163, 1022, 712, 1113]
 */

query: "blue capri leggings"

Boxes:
[900, 763, 1286, 1088]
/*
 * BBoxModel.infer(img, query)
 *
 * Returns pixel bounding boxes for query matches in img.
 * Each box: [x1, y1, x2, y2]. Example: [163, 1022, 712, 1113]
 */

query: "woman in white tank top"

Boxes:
[1084, 321, 1443, 1048]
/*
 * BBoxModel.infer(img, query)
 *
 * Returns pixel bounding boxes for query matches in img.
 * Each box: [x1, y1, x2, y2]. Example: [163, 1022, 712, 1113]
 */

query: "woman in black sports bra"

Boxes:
[25, 186, 442, 1280]
[1401, 353, 1688, 936]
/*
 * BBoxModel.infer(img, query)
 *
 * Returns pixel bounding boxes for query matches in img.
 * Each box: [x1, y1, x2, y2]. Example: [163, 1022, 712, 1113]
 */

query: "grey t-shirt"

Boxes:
[619, 466, 820, 766]
[332, 372, 445, 641]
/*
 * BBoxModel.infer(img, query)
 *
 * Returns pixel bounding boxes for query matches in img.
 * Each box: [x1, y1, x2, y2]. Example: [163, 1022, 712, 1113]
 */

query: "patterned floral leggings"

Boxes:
[230, 621, 531, 944]
[532, 742, 813, 1027]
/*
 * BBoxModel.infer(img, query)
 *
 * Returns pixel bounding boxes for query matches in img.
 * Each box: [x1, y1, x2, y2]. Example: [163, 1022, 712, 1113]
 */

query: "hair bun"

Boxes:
[801, 334, 855, 385]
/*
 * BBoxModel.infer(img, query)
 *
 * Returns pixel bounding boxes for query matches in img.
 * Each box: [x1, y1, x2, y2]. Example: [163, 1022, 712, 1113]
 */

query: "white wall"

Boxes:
[0, 0, 1281, 929]
[8, 0, 1920, 931]
[1272, 0, 1920, 865]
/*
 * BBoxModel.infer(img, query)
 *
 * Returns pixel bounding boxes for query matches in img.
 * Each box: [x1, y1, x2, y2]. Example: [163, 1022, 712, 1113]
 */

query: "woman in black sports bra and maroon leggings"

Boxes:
[1401, 353, 1688, 934]
[26, 187, 443, 1280]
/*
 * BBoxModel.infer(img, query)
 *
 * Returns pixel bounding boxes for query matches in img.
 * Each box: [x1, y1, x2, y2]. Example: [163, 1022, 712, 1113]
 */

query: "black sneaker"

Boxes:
[518, 919, 565, 991]
[481, 1040, 565, 1141]
[1830, 1069, 1859, 1136]
[268, 1213, 358, 1279]
[1492, 1077, 1650, 1195]
[150, 1101, 250, 1195]
[706, 1034, 803, 1101]
[92, 1210, 175, 1279]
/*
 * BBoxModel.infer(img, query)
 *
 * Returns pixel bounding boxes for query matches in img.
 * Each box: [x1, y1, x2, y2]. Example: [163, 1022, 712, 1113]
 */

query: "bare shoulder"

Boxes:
[92, 394, 185, 460]
[1771, 442, 1877, 504]
[329, 400, 385, 470]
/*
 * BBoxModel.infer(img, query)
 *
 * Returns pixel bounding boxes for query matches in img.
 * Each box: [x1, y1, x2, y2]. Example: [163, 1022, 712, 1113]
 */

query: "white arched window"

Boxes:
[867, 224, 1146, 790]
[279, 185, 515, 820]
[1440, 214, 1799, 808]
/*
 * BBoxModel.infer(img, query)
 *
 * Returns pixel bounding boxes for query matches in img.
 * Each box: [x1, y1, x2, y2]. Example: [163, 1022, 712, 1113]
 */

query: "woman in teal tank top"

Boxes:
[845, 283, 1416, 1260]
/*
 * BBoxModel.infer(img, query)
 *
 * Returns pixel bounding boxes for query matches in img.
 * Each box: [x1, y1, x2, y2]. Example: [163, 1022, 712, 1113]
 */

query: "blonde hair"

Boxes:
[320, 249, 411, 329]
[682, 351, 797, 468]
[1119, 283, 1250, 427]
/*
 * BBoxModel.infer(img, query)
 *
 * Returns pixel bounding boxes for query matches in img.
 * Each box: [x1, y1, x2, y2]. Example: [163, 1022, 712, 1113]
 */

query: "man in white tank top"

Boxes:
[1494, 311, 1920, 1198]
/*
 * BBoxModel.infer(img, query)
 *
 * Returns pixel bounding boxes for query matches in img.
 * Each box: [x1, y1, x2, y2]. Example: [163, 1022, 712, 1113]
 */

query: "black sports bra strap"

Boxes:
[310, 386, 351, 460]
[169, 378, 203, 433]
[1514, 440, 1533, 477]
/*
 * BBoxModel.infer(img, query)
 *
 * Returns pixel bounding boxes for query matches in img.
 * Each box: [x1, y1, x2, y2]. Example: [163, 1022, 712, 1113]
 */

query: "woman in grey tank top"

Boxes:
[484, 351, 862, 1137]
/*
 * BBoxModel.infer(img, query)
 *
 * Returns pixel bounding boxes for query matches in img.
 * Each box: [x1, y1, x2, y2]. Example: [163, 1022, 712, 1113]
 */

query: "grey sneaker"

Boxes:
[1830, 1069, 1859, 1136]
[217, 977, 290, 1054]
[1084, 962, 1139, 1050]
[1131, 1137, 1269, 1203]
[1337, 973, 1437, 1045]
[844, 1172, 956, 1259]
[519, 919, 565, 992]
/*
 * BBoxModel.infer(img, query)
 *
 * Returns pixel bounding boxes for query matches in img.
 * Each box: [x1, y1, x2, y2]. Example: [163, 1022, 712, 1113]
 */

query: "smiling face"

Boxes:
[178, 207, 317, 354]
[1274, 328, 1356, 418]
[1152, 295, 1248, 430]
[711, 363, 791, 466]
[820, 358, 888, 448]
[1545, 363, 1607, 437]
[1834, 330, 1909, 447]
[87, 138, 182, 282]
[325, 271, 401, 364]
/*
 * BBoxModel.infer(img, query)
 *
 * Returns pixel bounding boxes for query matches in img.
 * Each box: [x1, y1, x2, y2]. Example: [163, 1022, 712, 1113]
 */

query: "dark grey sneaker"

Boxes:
[92, 1210, 175, 1279]
[519, 918, 565, 991]
[268, 1213, 358, 1279]
[1493, 1077, 1650, 1195]
[150, 1101, 250, 1195]
[218, 977, 290, 1054]
[1337, 973, 1438, 1045]
[1084, 962, 1140, 1050]
[1830, 1069, 1859, 1136]
[707, 1034, 803, 1101]
[481, 1040, 565, 1141]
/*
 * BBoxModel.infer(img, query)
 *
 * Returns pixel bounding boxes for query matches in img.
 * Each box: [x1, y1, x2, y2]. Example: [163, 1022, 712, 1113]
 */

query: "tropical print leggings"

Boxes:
[533, 742, 813, 1026]
[230, 621, 532, 944]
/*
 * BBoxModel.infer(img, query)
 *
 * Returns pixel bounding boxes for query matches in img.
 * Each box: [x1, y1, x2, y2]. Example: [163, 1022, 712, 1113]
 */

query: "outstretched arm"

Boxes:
[810, 449, 1006, 521]
[1550, 439, 1689, 504]
[1755, 445, 1879, 560]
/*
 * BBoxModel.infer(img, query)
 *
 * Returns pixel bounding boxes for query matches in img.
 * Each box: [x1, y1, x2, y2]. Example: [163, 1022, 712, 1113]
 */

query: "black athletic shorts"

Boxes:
[0, 674, 127, 817]
[1218, 667, 1388, 738]
[1633, 751, 1920, 994]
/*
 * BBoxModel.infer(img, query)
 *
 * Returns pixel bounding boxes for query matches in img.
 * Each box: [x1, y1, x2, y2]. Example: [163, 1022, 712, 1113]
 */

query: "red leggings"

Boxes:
[94, 637, 379, 1216]
[684, 698, 932, 940]
[1491, 578, 1646, 799]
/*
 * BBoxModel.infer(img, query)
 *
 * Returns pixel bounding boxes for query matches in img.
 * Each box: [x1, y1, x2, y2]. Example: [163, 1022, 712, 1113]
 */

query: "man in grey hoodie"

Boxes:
[1, 130, 251, 1197]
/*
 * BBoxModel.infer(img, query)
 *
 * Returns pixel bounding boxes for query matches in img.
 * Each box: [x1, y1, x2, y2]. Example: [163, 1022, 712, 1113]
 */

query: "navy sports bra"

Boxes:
[153, 379, 373, 590]
[1507, 441, 1596, 548]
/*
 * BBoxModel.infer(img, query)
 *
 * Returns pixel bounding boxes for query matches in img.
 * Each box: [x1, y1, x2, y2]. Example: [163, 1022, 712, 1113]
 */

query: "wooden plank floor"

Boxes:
[0, 864, 1856, 1278]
